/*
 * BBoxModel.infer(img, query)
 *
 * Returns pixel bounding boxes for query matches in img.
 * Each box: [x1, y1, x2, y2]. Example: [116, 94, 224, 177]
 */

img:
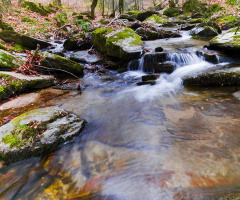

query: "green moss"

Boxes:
[0, 49, 22, 69]
[21, 1, 48, 16]
[128, 11, 141, 15]
[99, 18, 109, 25]
[206, 3, 222, 16]
[54, 12, 68, 26]
[163, 7, 182, 17]
[0, 43, 7, 50]
[21, 15, 37, 23]
[191, 35, 200, 39]
[2, 134, 21, 148]
[188, 18, 204, 23]
[144, 14, 168, 24]
[9, 44, 25, 52]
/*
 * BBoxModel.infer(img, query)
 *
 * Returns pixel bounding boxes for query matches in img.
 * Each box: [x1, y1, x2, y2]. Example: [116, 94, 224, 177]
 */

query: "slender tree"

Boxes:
[119, 0, 124, 14]
[90, 0, 98, 19]
[102, 0, 105, 17]
[53, 0, 62, 6]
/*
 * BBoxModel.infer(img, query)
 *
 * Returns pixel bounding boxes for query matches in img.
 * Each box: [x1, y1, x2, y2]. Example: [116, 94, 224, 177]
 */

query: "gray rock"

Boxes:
[154, 61, 176, 73]
[0, 107, 87, 165]
[0, 50, 25, 70]
[0, 71, 54, 100]
[190, 26, 218, 37]
[209, 28, 240, 55]
[41, 53, 84, 75]
[233, 91, 240, 101]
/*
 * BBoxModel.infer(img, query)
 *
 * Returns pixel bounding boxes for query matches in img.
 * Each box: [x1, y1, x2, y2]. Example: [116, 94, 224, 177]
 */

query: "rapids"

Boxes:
[1, 31, 240, 200]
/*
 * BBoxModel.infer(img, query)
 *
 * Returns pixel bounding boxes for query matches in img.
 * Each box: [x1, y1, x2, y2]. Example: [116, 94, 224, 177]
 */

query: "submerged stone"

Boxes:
[0, 107, 87, 165]
[142, 74, 159, 81]
[92, 27, 143, 61]
[233, 91, 240, 101]
[63, 33, 92, 51]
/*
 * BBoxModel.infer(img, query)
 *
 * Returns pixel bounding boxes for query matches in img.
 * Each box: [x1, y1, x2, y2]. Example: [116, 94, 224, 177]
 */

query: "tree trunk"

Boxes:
[102, 0, 105, 17]
[90, 0, 98, 19]
[112, 0, 115, 17]
[119, 0, 124, 14]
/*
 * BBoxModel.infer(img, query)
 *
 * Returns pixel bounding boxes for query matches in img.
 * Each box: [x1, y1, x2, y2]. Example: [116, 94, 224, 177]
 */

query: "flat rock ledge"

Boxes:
[0, 71, 54, 100]
[0, 107, 87, 165]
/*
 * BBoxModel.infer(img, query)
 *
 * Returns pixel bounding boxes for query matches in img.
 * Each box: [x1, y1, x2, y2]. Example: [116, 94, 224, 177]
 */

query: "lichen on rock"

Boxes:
[0, 107, 87, 165]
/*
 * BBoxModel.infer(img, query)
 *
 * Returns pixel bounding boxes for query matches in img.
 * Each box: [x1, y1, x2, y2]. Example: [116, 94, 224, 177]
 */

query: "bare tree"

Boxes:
[90, 0, 98, 19]
[119, 0, 124, 14]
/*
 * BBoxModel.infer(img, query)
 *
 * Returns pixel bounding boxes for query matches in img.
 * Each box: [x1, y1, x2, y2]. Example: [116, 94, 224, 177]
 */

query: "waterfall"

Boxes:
[134, 52, 203, 73]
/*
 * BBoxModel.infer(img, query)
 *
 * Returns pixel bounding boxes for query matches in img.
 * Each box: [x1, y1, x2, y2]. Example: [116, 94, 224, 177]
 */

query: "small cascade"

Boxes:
[166, 52, 202, 66]
[134, 52, 203, 73]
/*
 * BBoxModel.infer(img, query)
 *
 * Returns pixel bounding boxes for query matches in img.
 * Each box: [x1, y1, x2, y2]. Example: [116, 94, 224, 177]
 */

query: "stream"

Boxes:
[1, 30, 240, 200]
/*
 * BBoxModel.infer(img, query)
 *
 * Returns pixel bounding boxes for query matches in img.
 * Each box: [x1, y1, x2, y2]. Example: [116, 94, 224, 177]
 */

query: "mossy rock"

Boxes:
[0, 72, 54, 100]
[63, 33, 92, 50]
[182, 0, 207, 13]
[143, 14, 168, 25]
[0, 20, 14, 31]
[92, 27, 143, 61]
[216, 15, 239, 30]
[0, 107, 87, 165]
[0, 43, 7, 50]
[136, 27, 181, 40]
[41, 53, 84, 76]
[163, 7, 182, 17]
[190, 26, 218, 37]
[0, 49, 24, 70]
[188, 18, 204, 24]
[120, 13, 137, 21]
[0, 30, 51, 49]
[137, 10, 158, 21]
[9, 44, 25, 52]
[21, 1, 48, 16]
[209, 28, 240, 55]
[206, 3, 223, 17]
[183, 71, 240, 86]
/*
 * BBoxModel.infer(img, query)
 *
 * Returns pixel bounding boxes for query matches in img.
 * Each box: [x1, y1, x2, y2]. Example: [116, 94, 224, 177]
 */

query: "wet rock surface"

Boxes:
[0, 72, 54, 100]
[0, 107, 87, 165]
[209, 27, 240, 55]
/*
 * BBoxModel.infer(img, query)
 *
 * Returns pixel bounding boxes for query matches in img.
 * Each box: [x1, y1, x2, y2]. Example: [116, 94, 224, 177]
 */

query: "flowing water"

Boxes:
[1, 31, 240, 200]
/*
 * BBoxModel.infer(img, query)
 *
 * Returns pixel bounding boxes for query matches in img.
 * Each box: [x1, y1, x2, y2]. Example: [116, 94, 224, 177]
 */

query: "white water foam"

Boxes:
[120, 61, 215, 102]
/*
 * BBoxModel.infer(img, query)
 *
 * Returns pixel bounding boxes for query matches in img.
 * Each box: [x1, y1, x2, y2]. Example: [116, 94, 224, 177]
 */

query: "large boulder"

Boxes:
[136, 27, 181, 40]
[190, 26, 218, 37]
[0, 72, 54, 100]
[208, 28, 240, 55]
[0, 30, 51, 49]
[0, 107, 87, 165]
[0, 49, 25, 70]
[41, 53, 84, 76]
[92, 27, 143, 61]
